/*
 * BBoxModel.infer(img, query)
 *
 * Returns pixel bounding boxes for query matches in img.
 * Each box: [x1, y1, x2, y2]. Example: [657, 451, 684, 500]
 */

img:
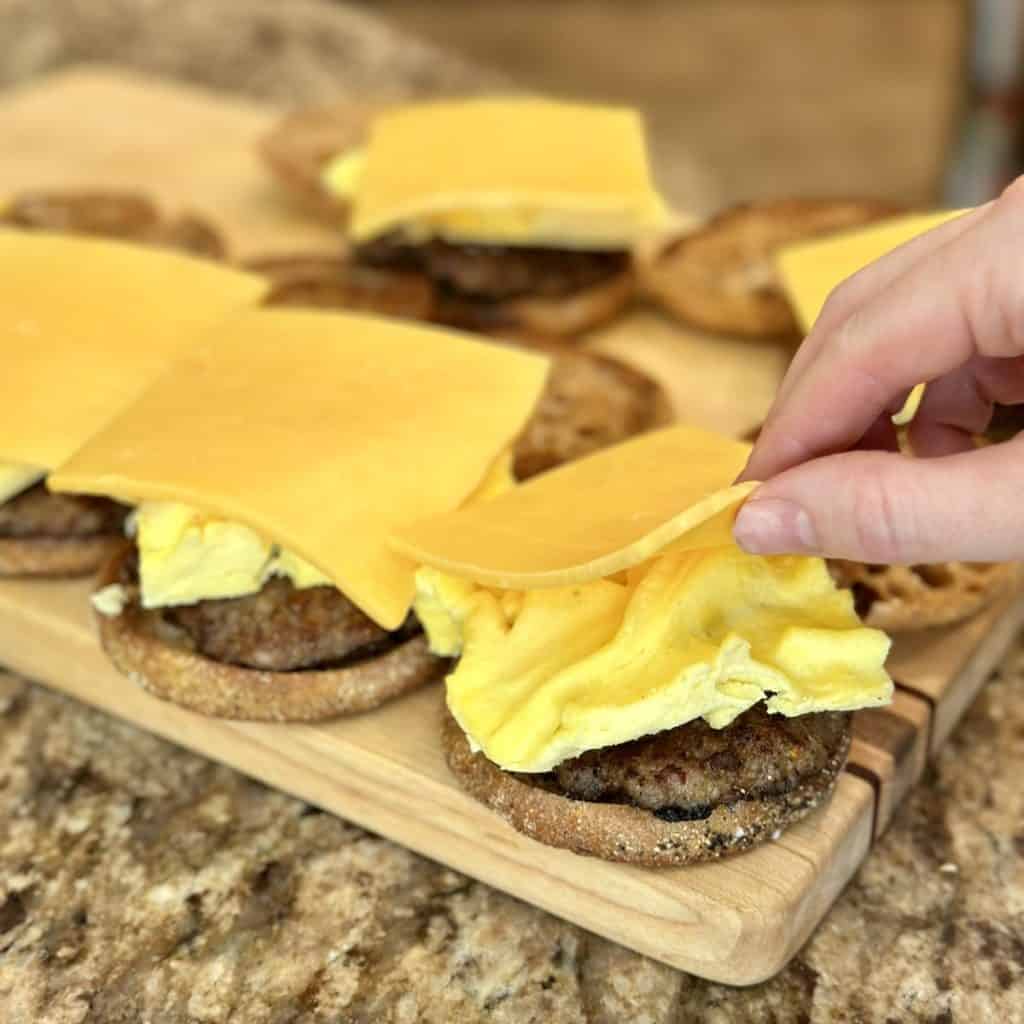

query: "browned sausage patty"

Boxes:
[550, 705, 851, 820]
[355, 235, 628, 301]
[0, 484, 127, 539]
[164, 576, 407, 672]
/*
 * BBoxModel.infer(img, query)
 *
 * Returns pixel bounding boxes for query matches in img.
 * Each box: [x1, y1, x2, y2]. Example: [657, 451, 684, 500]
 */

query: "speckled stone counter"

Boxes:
[2, 652, 1023, 1022]
[1, 2, 1023, 1020]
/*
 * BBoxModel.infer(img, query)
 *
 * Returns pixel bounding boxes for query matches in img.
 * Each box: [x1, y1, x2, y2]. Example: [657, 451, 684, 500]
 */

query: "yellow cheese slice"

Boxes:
[777, 210, 969, 430]
[349, 98, 669, 249]
[0, 461, 45, 505]
[390, 425, 758, 589]
[0, 232, 268, 470]
[420, 545, 892, 771]
[775, 209, 969, 333]
[51, 310, 550, 630]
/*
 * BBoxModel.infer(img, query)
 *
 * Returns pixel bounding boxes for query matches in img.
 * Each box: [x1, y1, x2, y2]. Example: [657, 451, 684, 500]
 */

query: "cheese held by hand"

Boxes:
[333, 99, 671, 336]
[776, 209, 969, 426]
[390, 425, 893, 864]
[50, 309, 550, 721]
[0, 231, 268, 577]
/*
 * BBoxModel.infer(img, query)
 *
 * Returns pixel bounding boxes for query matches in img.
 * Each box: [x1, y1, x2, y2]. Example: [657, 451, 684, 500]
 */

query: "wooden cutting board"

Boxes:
[1, 66, 1022, 985]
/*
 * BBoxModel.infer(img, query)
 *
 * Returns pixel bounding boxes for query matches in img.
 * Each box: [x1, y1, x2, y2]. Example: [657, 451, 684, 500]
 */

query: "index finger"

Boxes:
[743, 191, 1024, 481]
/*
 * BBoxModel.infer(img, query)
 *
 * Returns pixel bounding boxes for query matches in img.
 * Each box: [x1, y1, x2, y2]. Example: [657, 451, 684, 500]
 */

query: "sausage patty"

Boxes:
[0, 484, 128, 539]
[549, 705, 851, 820]
[354, 235, 628, 301]
[164, 576, 407, 672]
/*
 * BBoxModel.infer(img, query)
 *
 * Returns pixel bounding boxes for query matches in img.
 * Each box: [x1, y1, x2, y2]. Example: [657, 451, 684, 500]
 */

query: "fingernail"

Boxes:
[733, 498, 818, 555]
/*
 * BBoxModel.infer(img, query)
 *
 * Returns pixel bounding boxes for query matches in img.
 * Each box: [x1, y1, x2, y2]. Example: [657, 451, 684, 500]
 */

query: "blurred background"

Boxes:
[2, 0, 1023, 214]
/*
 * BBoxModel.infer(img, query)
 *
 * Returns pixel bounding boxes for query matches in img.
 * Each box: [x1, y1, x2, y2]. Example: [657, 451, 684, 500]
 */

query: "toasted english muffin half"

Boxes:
[0, 486, 130, 579]
[442, 705, 851, 866]
[639, 198, 900, 338]
[259, 103, 384, 222]
[433, 269, 636, 338]
[0, 536, 122, 578]
[508, 343, 673, 479]
[0, 190, 227, 260]
[251, 250, 635, 338]
[830, 560, 1018, 633]
[249, 253, 436, 321]
[95, 545, 445, 721]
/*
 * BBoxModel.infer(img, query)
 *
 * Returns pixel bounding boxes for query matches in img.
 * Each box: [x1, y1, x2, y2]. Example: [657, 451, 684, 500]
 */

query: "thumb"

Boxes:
[732, 440, 1024, 564]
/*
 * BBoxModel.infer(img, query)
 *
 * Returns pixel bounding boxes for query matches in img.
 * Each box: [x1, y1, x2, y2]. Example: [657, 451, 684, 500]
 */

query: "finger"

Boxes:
[743, 183, 1024, 483]
[734, 439, 1024, 563]
[906, 421, 976, 458]
[772, 204, 988, 410]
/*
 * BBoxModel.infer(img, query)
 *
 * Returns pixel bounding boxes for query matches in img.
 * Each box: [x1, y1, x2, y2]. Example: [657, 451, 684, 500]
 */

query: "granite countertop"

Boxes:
[0, 2, 1022, 1021]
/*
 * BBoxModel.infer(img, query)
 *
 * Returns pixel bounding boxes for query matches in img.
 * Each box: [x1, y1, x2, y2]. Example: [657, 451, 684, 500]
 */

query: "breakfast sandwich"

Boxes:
[49, 310, 549, 721]
[639, 198, 900, 338]
[1, 189, 227, 259]
[300, 99, 669, 337]
[390, 426, 893, 865]
[0, 231, 267, 576]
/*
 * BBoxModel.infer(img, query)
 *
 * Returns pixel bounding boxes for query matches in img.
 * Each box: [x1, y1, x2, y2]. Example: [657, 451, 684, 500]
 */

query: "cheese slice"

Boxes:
[0, 461, 45, 505]
[51, 310, 550, 630]
[348, 99, 669, 249]
[0, 232, 268, 470]
[777, 210, 969, 429]
[390, 425, 758, 589]
[775, 209, 969, 333]
[418, 547, 892, 772]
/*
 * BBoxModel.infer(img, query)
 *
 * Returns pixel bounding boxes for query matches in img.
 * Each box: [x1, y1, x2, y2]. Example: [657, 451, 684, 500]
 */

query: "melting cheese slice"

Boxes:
[391, 425, 758, 589]
[0, 232, 268, 471]
[0, 462, 45, 505]
[51, 310, 550, 629]
[348, 99, 669, 249]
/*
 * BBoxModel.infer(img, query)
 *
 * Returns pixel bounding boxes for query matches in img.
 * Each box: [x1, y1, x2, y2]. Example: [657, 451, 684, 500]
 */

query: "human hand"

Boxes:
[733, 182, 1024, 564]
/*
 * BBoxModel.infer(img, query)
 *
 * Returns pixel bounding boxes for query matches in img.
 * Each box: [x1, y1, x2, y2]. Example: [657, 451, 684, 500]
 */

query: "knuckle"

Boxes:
[998, 174, 1024, 211]
[818, 272, 865, 329]
[848, 470, 918, 563]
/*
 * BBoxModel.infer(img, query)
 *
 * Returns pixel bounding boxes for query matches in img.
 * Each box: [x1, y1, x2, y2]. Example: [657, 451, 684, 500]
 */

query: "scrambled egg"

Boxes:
[133, 501, 330, 609]
[416, 544, 892, 772]
[0, 461, 45, 505]
[321, 148, 366, 199]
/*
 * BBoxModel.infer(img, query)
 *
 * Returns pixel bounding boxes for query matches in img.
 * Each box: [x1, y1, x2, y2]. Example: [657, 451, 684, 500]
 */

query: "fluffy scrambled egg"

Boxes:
[0, 461, 45, 505]
[415, 543, 892, 772]
[321, 149, 366, 199]
[133, 501, 330, 609]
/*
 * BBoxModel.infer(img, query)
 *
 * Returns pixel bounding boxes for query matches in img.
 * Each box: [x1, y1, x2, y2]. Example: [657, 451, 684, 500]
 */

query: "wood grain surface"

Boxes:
[0, 66, 1020, 984]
